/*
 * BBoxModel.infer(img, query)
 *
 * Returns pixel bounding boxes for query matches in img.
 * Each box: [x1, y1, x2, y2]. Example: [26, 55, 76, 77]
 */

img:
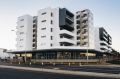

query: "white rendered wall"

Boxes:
[16, 15, 33, 51]
[93, 27, 101, 51]
[37, 7, 76, 49]
[37, 8, 59, 49]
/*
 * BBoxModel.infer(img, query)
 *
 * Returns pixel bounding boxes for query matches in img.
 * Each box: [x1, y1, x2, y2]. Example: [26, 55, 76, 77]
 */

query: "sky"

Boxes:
[0, 0, 120, 51]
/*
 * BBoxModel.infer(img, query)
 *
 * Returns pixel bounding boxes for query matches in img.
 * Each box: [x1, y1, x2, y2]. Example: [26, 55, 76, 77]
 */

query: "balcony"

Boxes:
[33, 24, 37, 29]
[33, 34, 37, 37]
[33, 37, 37, 40]
[77, 36, 80, 40]
[81, 38, 88, 42]
[81, 24, 88, 29]
[33, 31, 36, 34]
[101, 45, 108, 50]
[66, 10, 74, 17]
[66, 15, 74, 23]
[60, 23, 74, 31]
[100, 48, 108, 52]
[60, 30, 74, 37]
[32, 44, 37, 49]
[81, 35, 88, 40]
[60, 42, 74, 46]
[33, 27, 36, 30]
[81, 14, 88, 18]
[100, 41, 108, 45]
[33, 39, 37, 43]
[77, 29, 81, 34]
[81, 10, 88, 15]
[81, 29, 88, 34]
[77, 25, 80, 29]
[32, 46, 36, 49]
[81, 42, 88, 46]
[81, 19, 88, 24]
[59, 38, 75, 45]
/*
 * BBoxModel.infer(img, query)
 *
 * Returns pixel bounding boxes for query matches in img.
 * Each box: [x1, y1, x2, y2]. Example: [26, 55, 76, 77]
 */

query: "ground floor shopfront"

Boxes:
[9, 49, 105, 63]
[13, 49, 103, 59]
[7, 49, 119, 64]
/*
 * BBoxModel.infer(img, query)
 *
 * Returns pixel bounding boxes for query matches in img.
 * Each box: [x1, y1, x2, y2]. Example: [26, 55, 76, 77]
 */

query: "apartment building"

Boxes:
[91, 27, 112, 53]
[99, 27, 112, 53]
[11, 7, 116, 61]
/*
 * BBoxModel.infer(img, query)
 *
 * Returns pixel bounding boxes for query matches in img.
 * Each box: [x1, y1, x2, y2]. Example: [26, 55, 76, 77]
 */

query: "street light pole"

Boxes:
[24, 50, 27, 64]
[87, 16, 89, 64]
[87, 47, 88, 64]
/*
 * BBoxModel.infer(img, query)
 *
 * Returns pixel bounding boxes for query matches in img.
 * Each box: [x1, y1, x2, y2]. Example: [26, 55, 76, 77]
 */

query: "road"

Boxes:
[1, 62, 120, 74]
[15, 64, 120, 74]
[0, 68, 117, 79]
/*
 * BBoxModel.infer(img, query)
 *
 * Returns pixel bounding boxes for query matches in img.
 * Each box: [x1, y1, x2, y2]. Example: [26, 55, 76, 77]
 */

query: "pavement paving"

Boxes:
[0, 68, 118, 79]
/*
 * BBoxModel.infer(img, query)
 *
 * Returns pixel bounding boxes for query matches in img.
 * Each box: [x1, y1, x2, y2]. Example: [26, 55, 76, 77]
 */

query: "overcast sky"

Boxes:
[0, 0, 120, 51]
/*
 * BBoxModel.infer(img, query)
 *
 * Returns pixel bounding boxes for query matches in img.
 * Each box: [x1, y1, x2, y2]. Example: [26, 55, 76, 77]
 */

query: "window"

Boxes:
[20, 39, 23, 41]
[76, 15, 80, 19]
[20, 26, 24, 28]
[33, 30, 36, 32]
[20, 19, 24, 21]
[51, 20, 52, 24]
[50, 44, 53, 46]
[33, 25, 36, 28]
[51, 36, 53, 40]
[33, 39, 36, 42]
[51, 28, 53, 32]
[51, 13, 53, 17]
[42, 12, 46, 15]
[20, 32, 24, 34]
[41, 35, 46, 38]
[41, 43, 46, 46]
[32, 44, 36, 47]
[60, 43, 63, 46]
[19, 46, 23, 47]
[41, 28, 46, 30]
[60, 35, 63, 38]
[41, 20, 46, 22]
[76, 20, 80, 24]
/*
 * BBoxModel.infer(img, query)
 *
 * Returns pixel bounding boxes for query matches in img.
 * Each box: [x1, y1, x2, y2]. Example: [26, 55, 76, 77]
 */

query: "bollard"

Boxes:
[19, 61, 21, 65]
[68, 62, 71, 66]
[29, 62, 31, 66]
[42, 62, 44, 66]
[79, 63, 81, 66]
[53, 62, 56, 66]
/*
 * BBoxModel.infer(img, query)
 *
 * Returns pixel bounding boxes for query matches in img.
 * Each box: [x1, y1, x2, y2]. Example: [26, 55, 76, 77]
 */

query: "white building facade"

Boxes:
[16, 15, 33, 51]
[14, 7, 115, 60]
[37, 7, 75, 49]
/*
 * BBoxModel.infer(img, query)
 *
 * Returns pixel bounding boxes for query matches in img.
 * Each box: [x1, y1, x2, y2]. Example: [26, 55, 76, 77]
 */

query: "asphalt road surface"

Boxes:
[15, 64, 120, 74]
[0, 62, 120, 74]
[1, 62, 120, 74]
[0, 68, 117, 79]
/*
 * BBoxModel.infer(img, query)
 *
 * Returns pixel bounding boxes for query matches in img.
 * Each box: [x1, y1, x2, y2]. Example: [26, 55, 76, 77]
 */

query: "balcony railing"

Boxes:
[60, 38, 75, 44]
[60, 30, 74, 37]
